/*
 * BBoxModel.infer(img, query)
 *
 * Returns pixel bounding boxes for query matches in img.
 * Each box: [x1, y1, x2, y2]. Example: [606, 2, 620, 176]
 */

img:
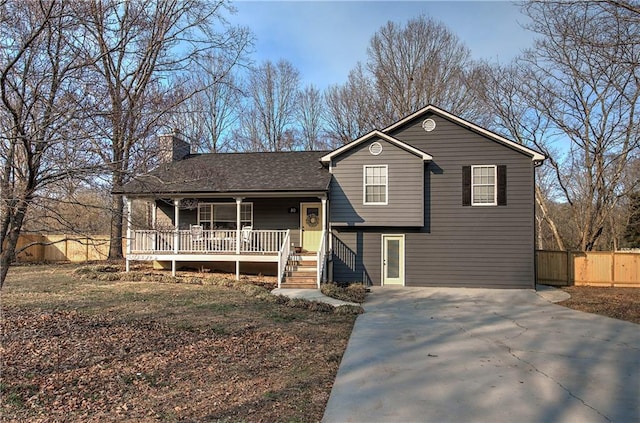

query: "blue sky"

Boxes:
[228, 1, 534, 89]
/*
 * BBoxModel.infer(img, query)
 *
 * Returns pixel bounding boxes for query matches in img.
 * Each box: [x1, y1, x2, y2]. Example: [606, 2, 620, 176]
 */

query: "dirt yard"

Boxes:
[559, 286, 640, 324]
[0, 264, 357, 422]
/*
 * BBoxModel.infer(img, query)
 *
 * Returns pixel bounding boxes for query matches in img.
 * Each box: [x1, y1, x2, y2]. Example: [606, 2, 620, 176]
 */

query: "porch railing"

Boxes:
[277, 230, 291, 288]
[130, 229, 288, 254]
[316, 229, 328, 288]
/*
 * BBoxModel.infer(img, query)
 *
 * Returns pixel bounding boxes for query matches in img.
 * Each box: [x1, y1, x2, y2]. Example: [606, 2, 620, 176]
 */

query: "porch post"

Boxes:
[235, 197, 243, 255]
[321, 196, 328, 283]
[151, 200, 157, 229]
[320, 196, 327, 232]
[173, 199, 181, 254]
[235, 197, 243, 280]
[125, 197, 132, 272]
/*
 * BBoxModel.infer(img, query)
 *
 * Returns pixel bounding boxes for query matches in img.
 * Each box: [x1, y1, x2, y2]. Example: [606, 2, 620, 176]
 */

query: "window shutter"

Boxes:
[462, 166, 471, 206]
[497, 165, 507, 206]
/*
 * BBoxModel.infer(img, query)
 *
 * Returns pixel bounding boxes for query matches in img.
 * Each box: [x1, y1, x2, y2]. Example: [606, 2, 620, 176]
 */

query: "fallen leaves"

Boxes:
[559, 286, 640, 324]
[1, 266, 357, 422]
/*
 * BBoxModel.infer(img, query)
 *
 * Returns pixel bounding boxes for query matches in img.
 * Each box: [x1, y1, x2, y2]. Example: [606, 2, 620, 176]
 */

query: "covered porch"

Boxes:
[124, 194, 329, 288]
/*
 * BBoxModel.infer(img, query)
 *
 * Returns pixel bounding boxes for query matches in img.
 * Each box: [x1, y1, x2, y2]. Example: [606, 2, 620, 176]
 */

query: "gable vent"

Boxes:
[422, 118, 436, 132]
[369, 142, 383, 155]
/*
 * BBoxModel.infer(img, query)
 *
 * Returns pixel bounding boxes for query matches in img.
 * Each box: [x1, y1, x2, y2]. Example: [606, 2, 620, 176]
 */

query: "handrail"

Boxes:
[277, 230, 291, 288]
[316, 229, 328, 288]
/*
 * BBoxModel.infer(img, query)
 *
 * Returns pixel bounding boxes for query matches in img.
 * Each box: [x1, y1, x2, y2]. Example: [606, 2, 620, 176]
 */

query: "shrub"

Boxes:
[321, 283, 367, 303]
[334, 305, 365, 315]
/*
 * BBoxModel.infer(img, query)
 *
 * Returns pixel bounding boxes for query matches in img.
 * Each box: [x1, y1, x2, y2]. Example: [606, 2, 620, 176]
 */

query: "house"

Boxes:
[116, 105, 544, 289]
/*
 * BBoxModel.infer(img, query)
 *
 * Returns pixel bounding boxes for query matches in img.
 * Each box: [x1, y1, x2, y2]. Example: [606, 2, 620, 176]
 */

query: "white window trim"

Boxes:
[197, 202, 254, 228]
[381, 234, 405, 286]
[471, 165, 497, 206]
[363, 165, 388, 205]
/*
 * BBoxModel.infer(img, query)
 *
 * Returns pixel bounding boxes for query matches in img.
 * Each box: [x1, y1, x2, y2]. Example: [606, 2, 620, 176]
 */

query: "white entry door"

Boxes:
[382, 235, 405, 285]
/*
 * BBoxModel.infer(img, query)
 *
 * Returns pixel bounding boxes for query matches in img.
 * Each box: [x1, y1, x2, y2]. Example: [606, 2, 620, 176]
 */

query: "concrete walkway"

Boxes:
[271, 288, 359, 307]
[323, 287, 639, 423]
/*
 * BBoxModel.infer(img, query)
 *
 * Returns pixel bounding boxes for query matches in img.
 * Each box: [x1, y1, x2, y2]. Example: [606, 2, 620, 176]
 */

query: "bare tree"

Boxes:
[296, 84, 326, 150]
[23, 185, 112, 235]
[476, 62, 567, 250]
[0, 0, 95, 287]
[324, 16, 489, 146]
[324, 63, 387, 146]
[235, 59, 301, 152]
[78, 0, 250, 259]
[481, 1, 640, 251]
[367, 15, 483, 122]
[167, 52, 248, 153]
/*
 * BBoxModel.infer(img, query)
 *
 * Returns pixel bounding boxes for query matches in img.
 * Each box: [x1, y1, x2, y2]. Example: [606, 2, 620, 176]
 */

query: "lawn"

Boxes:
[0, 264, 358, 422]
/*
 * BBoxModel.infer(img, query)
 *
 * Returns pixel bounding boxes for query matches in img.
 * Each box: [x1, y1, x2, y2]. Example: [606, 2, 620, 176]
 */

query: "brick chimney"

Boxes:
[159, 129, 190, 163]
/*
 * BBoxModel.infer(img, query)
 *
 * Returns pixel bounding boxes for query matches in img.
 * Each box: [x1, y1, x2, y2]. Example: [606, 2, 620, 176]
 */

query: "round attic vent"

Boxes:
[422, 118, 436, 132]
[369, 141, 383, 155]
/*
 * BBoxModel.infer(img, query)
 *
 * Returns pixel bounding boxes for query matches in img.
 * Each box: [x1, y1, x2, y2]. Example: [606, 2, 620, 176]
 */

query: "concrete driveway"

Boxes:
[323, 287, 639, 423]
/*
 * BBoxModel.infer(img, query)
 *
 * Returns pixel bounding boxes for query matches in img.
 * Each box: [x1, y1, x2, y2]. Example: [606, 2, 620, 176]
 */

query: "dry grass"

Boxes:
[0, 264, 357, 422]
[559, 286, 640, 324]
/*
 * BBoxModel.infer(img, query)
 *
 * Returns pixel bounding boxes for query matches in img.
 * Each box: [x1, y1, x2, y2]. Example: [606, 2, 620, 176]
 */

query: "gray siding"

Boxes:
[330, 137, 424, 226]
[251, 197, 320, 247]
[156, 196, 321, 248]
[331, 112, 536, 289]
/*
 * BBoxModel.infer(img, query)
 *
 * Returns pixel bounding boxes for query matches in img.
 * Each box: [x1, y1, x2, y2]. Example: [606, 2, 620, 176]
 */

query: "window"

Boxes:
[198, 203, 253, 230]
[363, 165, 388, 205]
[462, 165, 507, 206]
[472, 165, 497, 205]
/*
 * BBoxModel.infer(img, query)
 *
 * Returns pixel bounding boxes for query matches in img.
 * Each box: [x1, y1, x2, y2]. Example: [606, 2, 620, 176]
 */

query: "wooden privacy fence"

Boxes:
[12, 234, 123, 263]
[11, 236, 640, 288]
[537, 250, 640, 288]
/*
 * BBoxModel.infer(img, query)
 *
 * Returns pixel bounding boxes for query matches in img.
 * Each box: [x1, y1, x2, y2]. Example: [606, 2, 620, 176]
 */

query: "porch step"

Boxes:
[287, 265, 316, 274]
[280, 255, 318, 289]
[281, 277, 318, 289]
[288, 256, 317, 267]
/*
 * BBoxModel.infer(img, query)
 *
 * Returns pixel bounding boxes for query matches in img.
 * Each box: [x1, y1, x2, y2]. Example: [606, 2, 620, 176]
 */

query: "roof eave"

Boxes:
[117, 188, 330, 198]
[382, 104, 546, 162]
[320, 130, 432, 163]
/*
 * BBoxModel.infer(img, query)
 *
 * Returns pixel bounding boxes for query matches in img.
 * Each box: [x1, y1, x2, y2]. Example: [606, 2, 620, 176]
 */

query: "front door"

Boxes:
[382, 235, 405, 285]
[301, 202, 322, 252]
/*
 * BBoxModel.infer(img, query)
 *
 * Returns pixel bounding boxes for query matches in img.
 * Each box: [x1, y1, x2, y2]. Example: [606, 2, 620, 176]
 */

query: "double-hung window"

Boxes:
[363, 165, 388, 205]
[198, 203, 253, 230]
[471, 165, 497, 206]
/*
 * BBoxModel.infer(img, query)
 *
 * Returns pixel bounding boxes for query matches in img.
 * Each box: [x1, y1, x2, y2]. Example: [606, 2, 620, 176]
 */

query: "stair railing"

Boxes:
[277, 229, 291, 289]
[316, 229, 328, 289]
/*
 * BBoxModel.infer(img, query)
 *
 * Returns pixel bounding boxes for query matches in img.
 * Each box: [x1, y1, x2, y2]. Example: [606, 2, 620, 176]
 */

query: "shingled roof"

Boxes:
[115, 150, 332, 196]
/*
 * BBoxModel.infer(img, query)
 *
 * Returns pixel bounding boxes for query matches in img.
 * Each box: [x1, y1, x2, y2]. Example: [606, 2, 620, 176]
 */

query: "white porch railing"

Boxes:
[316, 229, 328, 288]
[277, 230, 291, 288]
[130, 229, 288, 254]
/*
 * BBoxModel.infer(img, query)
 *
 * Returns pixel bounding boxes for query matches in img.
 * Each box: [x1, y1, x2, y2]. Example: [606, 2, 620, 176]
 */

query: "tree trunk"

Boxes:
[0, 200, 28, 289]
[108, 167, 124, 259]
[109, 193, 124, 260]
[535, 186, 565, 251]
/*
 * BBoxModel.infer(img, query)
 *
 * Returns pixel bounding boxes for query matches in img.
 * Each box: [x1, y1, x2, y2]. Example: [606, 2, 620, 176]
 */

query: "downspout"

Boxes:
[533, 159, 544, 290]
